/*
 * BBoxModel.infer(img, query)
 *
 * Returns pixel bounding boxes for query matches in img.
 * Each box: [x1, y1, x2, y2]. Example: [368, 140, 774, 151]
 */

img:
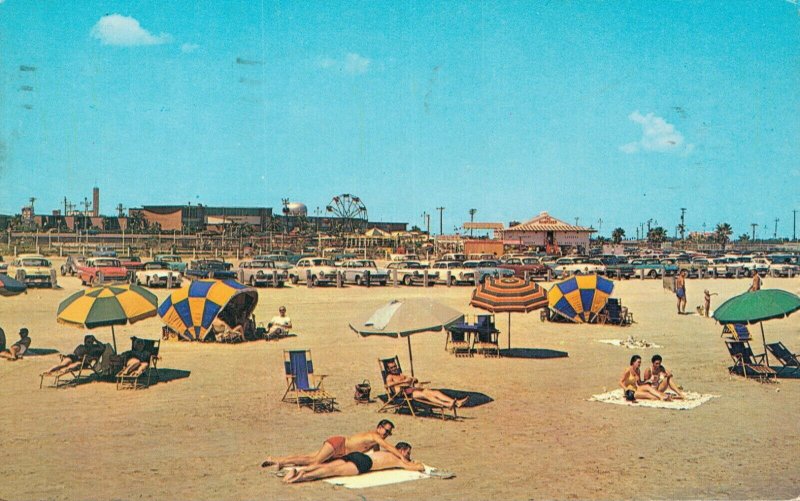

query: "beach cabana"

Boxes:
[547, 275, 615, 324]
[158, 279, 258, 341]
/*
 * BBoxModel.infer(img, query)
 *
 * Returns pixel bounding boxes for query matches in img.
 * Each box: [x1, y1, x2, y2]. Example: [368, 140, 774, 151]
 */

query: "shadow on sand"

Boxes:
[499, 348, 569, 359]
[22, 348, 60, 357]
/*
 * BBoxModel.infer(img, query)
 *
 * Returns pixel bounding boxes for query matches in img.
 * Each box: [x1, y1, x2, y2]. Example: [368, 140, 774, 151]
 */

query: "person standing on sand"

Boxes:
[703, 290, 718, 317]
[675, 271, 687, 314]
[748, 272, 762, 292]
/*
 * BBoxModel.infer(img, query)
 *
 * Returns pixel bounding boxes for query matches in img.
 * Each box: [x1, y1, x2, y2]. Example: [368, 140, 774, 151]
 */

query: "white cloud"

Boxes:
[181, 43, 200, 53]
[620, 111, 693, 155]
[91, 14, 171, 46]
[317, 53, 371, 75]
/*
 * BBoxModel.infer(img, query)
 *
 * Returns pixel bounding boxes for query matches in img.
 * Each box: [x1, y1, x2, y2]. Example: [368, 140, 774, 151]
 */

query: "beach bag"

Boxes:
[354, 379, 371, 403]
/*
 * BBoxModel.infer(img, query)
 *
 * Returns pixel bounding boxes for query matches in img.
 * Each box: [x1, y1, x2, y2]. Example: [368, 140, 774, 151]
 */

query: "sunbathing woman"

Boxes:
[118, 339, 151, 377]
[619, 354, 670, 402]
[42, 335, 105, 376]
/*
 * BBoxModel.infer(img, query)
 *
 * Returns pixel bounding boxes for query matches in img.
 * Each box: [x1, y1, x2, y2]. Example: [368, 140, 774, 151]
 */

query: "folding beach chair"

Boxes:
[445, 328, 472, 357]
[765, 342, 800, 377]
[601, 298, 633, 326]
[721, 324, 752, 341]
[377, 356, 456, 420]
[473, 315, 500, 358]
[725, 339, 776, 382]
[117, 337, 161, 390]
[281, 350, 336, 412]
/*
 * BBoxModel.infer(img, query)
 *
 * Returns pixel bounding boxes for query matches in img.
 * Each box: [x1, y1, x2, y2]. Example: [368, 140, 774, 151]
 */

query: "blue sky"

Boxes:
[1, 1, 798, 239]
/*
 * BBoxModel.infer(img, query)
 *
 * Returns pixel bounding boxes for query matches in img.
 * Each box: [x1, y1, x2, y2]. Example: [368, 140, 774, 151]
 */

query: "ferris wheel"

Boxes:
[326, 194, 368, 234]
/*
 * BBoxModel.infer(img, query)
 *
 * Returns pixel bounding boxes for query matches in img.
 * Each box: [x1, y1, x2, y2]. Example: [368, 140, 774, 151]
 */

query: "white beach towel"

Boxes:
[590, 389, 718, 410]
[598, 339, 662, 349]
[323, 465, 438, 489]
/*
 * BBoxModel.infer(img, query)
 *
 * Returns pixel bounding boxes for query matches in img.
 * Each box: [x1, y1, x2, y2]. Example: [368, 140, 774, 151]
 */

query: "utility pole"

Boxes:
[597, 218, 603, 234]
[774, 218, 779, 240]
[436, 207, 445, 236]
[680, 208, 687, 241]
[793, 210, 797, 242]
[751, 223, 758, 241]
[469, 208, 476, 237]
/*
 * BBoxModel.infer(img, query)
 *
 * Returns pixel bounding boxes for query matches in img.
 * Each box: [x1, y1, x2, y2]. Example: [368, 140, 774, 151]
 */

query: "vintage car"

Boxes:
[629, 258, 668, 278]
[551, 257, 605, 278]
[90, 246, 117, 257]
[7, 254, 57, 287]
[598, 256, 635, 278]
[77, 257, 129, 286]
[154, 254, 188, 274]
[289, 257, 339, 286]
[760, 255, 800, 277]
[440, 253, 467, 263]
[120, 256, 145, 271]
[135, 262, 183, 288]
[734, 256, 770, 277]
[430, 260, 474, 285]
[60, 254, 86, 276]
[237, 259, 287, 287]
[462, 260, 516, 283]
[253, 254, 294, 270]
[338, 259, 390, 286]
[386, 261, 439, 286]
[186, 260, 236, 280]
[707, 257, 744, 278]
[497, 257, 549, 279]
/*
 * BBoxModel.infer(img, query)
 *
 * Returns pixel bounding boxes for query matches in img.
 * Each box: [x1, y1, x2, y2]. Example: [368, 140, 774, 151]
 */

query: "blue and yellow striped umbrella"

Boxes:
[158, 279, 258, 341]
[548, 275, 615, 323]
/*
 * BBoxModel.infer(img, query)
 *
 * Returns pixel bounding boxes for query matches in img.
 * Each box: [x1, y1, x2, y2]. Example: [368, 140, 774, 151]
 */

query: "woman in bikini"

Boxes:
[619, 355, 670, 402]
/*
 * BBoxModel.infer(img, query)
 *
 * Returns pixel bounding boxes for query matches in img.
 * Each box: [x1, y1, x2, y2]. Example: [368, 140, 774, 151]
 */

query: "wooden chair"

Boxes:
[117, 337, 161, 390]
[445, 329, 472, 357]
[725, 340, 776, 382]
[766, 342, 800, 377]
[472, 315, 500, 358]
[377, 356, 456, 420]
[721, 323, 752, 341]
[281, 350, 336, 412]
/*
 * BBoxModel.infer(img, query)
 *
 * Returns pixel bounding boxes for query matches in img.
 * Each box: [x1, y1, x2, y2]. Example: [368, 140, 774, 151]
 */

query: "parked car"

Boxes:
[630, 258, 667, 279]
[289, 257, 339, 286]
[135, 262, 183, 288]
[734, 256, 770, 277]
[186, 260, 236, 280]
[386, 261, 439, 286]
[90, 246, 117, 257]
[237, 259, 287, 287]
[497, 257, 548, 279]
[551, 257, 605, 278]
[7, 254, 57, 287]
[253, 254, 294, 270]
[440, 253, 467, 263]
[707, 257, 744, 278]
[120, 256, 145, 271]
[154, 254, 188, 274]
[657, 259, 680, 277]
[599, 256, 635, 278]
[462, 260, 516, 283]
[60, 254, 86, 276]
[757, 255, 799, 277]
[338, 259, 389, 286]
[430, 261, 474, 285]
[77, 257, 128, 286]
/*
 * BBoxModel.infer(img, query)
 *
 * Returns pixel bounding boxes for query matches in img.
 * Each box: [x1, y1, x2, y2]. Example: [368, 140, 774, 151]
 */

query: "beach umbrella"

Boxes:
[349, 297, 464, 376]
[469, 276, 548, 349]
[57, 284, 158, 352]
[547, 275, 615, 324]
[158, 279, 258, 341]
[0, 274, 27, 297]
[713, 289, 800, 366]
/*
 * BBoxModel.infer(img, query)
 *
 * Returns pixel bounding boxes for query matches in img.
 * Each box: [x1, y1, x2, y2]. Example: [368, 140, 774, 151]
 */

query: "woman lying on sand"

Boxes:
[619, 355, 671, 402]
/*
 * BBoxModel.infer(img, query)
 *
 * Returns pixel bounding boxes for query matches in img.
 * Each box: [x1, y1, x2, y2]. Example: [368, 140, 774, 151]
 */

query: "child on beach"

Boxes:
[702, 290, 718, 317]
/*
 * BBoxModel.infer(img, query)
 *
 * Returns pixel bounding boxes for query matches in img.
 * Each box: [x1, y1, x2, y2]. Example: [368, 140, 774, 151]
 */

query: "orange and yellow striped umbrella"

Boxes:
[469, 276, 548, 349]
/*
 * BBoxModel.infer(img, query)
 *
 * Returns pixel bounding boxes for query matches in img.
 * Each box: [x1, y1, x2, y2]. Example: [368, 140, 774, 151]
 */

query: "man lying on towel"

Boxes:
[283, 442, 424, 484]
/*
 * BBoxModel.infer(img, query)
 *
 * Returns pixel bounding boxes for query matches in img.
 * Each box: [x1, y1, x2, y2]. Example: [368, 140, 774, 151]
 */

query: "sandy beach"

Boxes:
[1, 261, 799, 500]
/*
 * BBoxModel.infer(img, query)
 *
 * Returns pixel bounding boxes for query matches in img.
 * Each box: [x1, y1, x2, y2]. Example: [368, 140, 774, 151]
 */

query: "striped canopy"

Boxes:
[57, 284, 158, 329]
[548, 275, 615, 323]
[0, 274, 27, 297]
[469, 277, 548, 313]
[158, 279, 258, 341]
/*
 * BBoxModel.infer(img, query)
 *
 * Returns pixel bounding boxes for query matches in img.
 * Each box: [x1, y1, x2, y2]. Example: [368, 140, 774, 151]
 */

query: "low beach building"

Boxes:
[499, 212, 595, 254]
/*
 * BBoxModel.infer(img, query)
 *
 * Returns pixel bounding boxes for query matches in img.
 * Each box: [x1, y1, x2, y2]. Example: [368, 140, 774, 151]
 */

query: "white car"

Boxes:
[551, 257, 605, 278]
[238, 259, 287, 287]
[338, 259, 390, 286]
[135, 262, 183, 288]
[430, 261, 475, 285]
[386, 261, 438, 286]
[7, 254, 56, 287]
[761, 255, 800, 277]
[289, 257, 339, 286]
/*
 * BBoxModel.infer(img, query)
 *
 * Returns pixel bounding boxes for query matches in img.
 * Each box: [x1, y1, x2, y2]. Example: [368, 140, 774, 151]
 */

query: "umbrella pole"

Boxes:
[508, 312, 512, 350]
[111, 325, 118, 354]
[407, 336, 414, 377]
[760, 322, 769, 367]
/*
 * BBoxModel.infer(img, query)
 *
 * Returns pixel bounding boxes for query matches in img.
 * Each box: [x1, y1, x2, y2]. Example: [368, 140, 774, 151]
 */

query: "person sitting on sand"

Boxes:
[117, 339, 151, 377]
[0, 328, 31, 360]
[261, 420, 411, 470]
[42, 334, 105, 375]
[283, 441, 425, 484]
[619, 355, 671, 402]
[266, 306, 292, 338]
[385, 359, 468, 410]
[211, 316, 244, 342]
[642, 354, 685, 399]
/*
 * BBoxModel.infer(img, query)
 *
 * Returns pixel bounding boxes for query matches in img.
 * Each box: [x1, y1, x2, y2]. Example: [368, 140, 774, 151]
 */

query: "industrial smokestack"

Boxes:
[93, 187, 100, 217]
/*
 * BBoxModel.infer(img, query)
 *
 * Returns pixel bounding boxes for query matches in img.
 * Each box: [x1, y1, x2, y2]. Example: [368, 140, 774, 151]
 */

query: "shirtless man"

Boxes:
[283, 442, 424, 484]
[385, 359, 468, 409]
[675, 271, 687, 314]
[748, 272, 762, 292]
[642, 354, 685, 399]
[267, 306, 292, 338]
[0, 328, 31, 360]
[261, 420, 410, 470]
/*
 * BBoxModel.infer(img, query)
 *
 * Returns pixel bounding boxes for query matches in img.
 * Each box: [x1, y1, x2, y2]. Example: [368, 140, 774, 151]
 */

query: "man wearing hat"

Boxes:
[0, 327, 31, 360]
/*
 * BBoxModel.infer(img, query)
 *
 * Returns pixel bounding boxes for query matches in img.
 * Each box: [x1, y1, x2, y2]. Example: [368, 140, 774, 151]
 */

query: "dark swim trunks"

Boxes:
[342, 452, 373, 474]
[675, 287, 685, 299]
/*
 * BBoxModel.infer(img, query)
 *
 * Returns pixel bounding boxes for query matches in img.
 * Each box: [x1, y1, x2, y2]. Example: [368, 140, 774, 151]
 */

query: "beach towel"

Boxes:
[598, 338, 661, 349]
[322, 465, 445, 489]
[590, 389, 717, 410]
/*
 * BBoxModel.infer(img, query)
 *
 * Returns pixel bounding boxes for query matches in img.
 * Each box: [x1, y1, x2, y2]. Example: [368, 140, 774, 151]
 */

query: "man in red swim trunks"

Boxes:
[261, 420, 410, 469]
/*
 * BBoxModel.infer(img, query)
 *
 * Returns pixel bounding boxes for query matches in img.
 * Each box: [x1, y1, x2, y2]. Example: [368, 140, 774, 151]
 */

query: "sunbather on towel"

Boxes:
[385, 359, 468, 409]
[0, 328, 30, 360]
[261, 420, 411, 469]
[619, 355, 671, 402]
[117, 339, 150, 377]
[642, 354, 685, 399]
[42, 335, 105, 375]
[283, 441, 425, 484]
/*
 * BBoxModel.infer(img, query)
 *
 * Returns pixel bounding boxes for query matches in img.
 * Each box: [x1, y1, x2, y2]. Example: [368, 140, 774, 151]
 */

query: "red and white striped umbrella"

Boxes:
[469, 276, 548, 349]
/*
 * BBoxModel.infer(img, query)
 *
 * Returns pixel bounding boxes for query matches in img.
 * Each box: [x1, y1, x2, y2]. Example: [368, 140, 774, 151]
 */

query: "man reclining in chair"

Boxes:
[261, 420, 411, 470]
[385, 359, 468, 410]
[117, 339, 151, 377]
[41, 334, 106, 376]
[283, 441, 425, 484]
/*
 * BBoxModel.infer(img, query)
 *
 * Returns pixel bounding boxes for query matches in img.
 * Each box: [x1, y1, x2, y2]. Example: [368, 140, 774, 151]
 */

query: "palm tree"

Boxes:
[611, 227, 625, 244]
[647, 226, 668, 244]
[737, 233, 750, 242]
[714, 222, 733, 249]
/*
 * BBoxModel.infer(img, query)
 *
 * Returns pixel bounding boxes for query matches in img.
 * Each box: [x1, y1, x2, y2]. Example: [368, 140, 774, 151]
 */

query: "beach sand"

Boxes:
[1, 262, 799, 500]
